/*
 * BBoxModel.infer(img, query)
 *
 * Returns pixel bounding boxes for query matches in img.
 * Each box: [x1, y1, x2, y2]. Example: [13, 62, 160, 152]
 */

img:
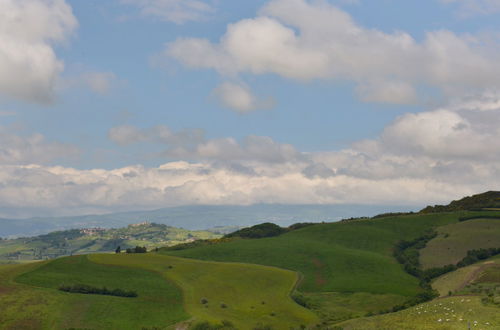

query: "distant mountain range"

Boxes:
[0, 204, 415, 238]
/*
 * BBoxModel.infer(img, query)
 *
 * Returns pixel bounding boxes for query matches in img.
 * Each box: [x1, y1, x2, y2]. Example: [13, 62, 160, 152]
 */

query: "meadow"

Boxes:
[420, 219, 500, 269]
[338, 296, 500, 329]
[91, 253, 318, 329]
[11, 255, 187, 329]
[432, 256, 500, 297]
[162, 212, 486, 295]
[0, 253, 317, 329]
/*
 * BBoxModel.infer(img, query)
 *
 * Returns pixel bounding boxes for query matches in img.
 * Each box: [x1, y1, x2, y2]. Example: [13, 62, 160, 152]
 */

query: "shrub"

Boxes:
[59, 284, 137, 297]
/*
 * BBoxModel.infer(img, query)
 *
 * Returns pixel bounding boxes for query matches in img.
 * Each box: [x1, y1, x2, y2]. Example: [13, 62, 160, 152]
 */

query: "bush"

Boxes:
[126, 246, 147, 253]
[191, 320, 236, 330]
[225, 223, 287, 239]
[59, 284, 137, 297]
[291, 292, 311, 308]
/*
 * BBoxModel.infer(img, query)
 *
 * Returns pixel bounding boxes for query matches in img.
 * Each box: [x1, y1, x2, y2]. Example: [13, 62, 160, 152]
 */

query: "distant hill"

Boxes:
[420, 191, 500, 213]
[0, 222, 220, 262]
[0, 204, 414, 238]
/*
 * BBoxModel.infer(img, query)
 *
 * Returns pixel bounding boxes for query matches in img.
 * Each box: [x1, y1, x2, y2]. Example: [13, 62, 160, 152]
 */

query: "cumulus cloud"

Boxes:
[213, 82, 275, 112]
[109, 125, 301, 163]
[122, 0, 215, 24]
[0, 127, 79, 165]
[3, 94, 500, 217]
[165, 0, 500, 104]
[0, 0, 77, 103]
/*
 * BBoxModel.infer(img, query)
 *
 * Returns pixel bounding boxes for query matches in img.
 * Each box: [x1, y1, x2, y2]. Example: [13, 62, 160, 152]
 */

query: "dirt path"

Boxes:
[457, 261, 496, 291]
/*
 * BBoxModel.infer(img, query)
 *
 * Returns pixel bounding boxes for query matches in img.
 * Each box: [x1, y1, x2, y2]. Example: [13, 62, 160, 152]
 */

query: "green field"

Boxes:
[162, 213, 475, 295]
[338, 296, 500, 329]
[432, 256, 500, 297]
[91, 253, 318, 329]
[1, 253, 317, 329]
[420, 219, 500, 269]
[11, 255, 187, 329]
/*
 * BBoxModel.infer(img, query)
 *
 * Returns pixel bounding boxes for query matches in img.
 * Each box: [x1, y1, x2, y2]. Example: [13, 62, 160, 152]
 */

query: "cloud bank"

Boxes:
[0, 94, 499, 217]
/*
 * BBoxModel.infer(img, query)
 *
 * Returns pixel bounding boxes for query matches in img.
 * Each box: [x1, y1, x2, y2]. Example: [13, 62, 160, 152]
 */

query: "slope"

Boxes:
[420, 218, 500, 269]
[91, 253, 318, 329]
[162, 212, 471, 296]
[13, 255, 187, 329]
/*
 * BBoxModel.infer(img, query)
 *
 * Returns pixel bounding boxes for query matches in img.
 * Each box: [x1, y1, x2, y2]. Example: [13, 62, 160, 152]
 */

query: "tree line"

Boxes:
[59, 283, 138, 297]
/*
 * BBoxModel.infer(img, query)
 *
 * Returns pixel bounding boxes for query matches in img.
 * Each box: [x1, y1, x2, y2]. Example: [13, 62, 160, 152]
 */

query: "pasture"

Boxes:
[12, 255, 187, 329]
[420, 219, 500, 269]
[91, 253, 318, 329]
[432, 257, 500, 297]
[339, 296, 500, 329]
[162, 212, 473, 295]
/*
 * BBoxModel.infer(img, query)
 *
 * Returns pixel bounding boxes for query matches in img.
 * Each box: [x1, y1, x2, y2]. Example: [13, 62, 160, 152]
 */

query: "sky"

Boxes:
[1, 0, 500, 218]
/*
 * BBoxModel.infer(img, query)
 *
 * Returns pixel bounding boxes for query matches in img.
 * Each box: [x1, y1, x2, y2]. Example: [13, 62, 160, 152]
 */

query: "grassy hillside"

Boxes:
[419, 219, 500, 269]
[91, 253, 318, 329]
[0, 256, 187, 329]
[162, 212, 475, 295]
[432, 256, 500, 297]
[0, 222, 220, 262]
[338, 296, 500, 329]
[1, 253, 317, 329]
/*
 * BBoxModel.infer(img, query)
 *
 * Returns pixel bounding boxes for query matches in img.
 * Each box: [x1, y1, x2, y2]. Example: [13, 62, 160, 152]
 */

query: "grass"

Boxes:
[162, 212, 475, 296]
[300, 292, 407, 325]
[90, 253, 318, 329]
[0, 262, 71, 330]
[11, 255, 188, 329]
[338, 296, 500, 329]
[432, 256, 500, 297]
[420, 219, 500, 269]
[477, 265, 500, 283]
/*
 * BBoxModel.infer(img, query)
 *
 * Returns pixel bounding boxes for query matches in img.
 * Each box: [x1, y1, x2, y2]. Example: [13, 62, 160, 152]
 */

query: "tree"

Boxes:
[115, 246, 121, 254]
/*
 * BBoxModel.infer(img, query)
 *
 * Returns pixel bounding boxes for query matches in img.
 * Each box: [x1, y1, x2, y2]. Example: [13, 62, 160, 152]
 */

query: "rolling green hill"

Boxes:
[1, 253, 318, 329]
[419, 218, 500, 269]
[13, 255, 187, 329]
[0, 222, 220, 262]
[162, 212, 469, 294]
[1, 192, 500, 329]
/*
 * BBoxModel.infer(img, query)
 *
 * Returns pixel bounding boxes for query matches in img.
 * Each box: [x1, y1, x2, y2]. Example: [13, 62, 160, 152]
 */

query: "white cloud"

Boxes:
[109, 125, 301, 163]
[166, 0, 500, 104]
[122, 0, 215, 24]
[0, 0, 77, 103]
[213, 82, 274, 112]
[356, 81, 418, 105]
[0, 127, 79, 165]
[2, 95, 500, 217]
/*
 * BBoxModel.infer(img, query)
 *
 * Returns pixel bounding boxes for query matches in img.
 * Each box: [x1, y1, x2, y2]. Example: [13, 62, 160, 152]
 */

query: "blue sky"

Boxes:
[1, 0, 500, 217]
